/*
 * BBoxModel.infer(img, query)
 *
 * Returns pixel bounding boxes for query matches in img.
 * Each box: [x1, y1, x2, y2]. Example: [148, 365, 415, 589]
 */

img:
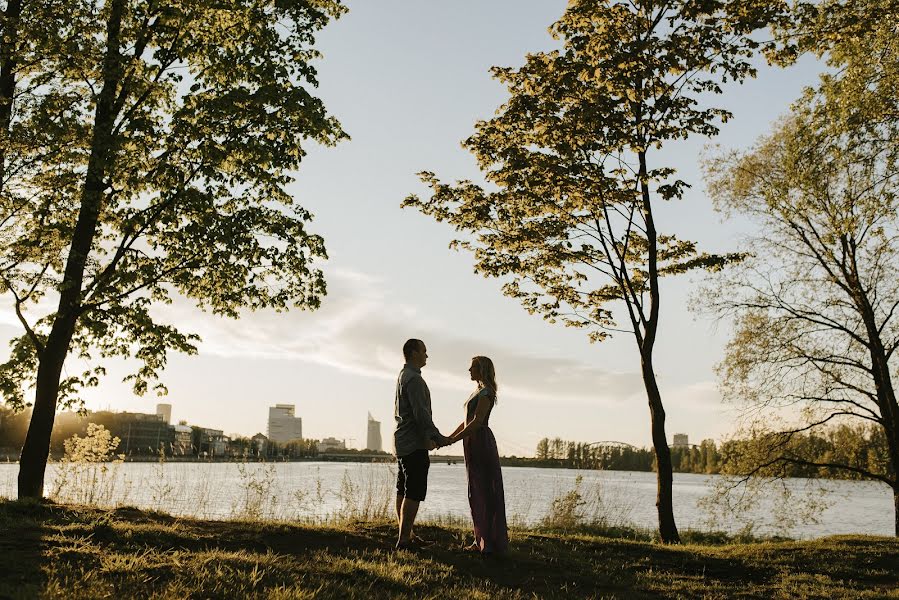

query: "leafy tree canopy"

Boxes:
[0, 0, 348, 409]
[403, 0, 778, 344]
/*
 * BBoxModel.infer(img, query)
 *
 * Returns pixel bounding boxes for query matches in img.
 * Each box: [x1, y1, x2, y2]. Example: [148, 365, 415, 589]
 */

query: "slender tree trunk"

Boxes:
[0, 0, 23, 194]
[893, 486, 899, 537]
[638, 149, 680, 544]
[17, 325, 71, 497]
[642, 353, 680, 542]
[846, 248, 899, 536]
[17, 0, 125, 499]
[870, 342, 899, 537]
[870, 343, 899, 537]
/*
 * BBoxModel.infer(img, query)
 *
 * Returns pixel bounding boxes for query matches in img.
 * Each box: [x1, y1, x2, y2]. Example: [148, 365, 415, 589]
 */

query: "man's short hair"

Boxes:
[403, 339, 424, 361]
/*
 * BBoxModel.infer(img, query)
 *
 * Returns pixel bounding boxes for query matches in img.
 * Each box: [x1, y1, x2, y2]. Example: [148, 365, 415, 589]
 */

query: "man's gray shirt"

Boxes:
[394, 364, 441, 457]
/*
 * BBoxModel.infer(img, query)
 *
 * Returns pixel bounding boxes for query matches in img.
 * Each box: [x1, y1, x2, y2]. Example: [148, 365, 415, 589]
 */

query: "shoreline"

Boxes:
[0, 453, 892, 478]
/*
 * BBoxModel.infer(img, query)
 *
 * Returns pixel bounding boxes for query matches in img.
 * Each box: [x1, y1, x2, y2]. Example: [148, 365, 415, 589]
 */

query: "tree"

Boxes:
[536, 437, 550, 460]
[0, 0, 347, 499]
[704, 15, 899, 531]
[403, 0, 783, 543]
[699, 438, 719, 474]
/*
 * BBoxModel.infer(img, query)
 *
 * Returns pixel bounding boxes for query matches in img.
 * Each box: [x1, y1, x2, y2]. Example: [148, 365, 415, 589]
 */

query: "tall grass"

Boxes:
[233, 461, 279, 521]
[37, 443, 642, 534]
[333, 466, 394, 522]
[49, 423, 129, 506]
[537, 474, 635, 533]
[148, 448, 176, 511]
[289, 465, 327, 522]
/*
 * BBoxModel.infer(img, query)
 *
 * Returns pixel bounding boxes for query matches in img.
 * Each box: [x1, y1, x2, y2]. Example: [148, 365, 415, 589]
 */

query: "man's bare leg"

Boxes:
[397, 498, 420, 545]
[396, 494, 410, 539]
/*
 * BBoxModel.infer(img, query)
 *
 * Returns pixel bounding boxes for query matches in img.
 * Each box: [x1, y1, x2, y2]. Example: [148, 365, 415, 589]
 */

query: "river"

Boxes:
[0, 462, 893, 538]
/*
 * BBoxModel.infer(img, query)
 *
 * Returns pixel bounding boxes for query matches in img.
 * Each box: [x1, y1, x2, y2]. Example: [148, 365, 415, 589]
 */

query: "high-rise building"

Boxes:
[267, 404, 303, 443]
[672, 433, 689, 448]
[366, 412, 382, 452]
[156, 403, 172, 424]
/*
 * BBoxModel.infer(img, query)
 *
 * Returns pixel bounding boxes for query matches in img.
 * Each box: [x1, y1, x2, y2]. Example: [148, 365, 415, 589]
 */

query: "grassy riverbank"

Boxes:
[1, 500, 897, 599]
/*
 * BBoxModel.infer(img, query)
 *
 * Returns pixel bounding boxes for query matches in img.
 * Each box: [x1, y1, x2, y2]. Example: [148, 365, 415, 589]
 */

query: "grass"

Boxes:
[1, 500, 897, 599]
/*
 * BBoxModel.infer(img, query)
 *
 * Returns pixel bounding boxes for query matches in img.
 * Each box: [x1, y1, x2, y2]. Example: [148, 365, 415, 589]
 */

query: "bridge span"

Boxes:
[585, 441, 638, 449]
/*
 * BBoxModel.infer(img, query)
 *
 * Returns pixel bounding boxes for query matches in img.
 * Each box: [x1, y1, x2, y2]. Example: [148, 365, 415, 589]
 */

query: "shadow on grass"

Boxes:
[0, 498, 54, 599]
[2, 501, 897, 599]
[0, 503, 423, 598]
[363, 522, 785, 599]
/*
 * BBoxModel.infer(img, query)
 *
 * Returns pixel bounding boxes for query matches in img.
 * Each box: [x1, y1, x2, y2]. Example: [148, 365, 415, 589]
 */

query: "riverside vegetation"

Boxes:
[26, 424, 637, 526]
[531, 426, 891, 479]
[3, 433, 899, 596]
[2, 426, 897, 598]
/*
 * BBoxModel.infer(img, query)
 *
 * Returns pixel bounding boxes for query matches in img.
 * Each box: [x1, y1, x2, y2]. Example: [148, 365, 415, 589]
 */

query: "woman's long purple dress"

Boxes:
[462, 388, 509, 554]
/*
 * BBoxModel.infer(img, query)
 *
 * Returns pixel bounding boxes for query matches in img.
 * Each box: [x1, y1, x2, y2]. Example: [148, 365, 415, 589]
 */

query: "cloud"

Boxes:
[0, 270, 738, 446]
[148, 268, 645, 406]
[0, 267, 714, 423]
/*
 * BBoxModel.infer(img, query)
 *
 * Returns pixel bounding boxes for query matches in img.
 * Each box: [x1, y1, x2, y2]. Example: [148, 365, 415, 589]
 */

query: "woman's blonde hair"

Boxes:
[472, 356, 498, 403]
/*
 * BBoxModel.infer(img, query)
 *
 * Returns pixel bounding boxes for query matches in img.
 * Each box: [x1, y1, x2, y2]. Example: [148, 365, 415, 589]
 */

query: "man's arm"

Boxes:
[406, 377, 449, 446]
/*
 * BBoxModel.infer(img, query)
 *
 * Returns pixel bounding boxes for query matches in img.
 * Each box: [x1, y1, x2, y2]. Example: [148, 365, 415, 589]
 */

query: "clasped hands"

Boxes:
[426, 434, 456, 451]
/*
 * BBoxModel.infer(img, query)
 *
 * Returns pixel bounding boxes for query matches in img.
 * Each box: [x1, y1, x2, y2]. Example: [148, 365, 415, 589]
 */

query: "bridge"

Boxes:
[318, 452, 466, 465]
[587, 441, 700, 450]
[585, 441, 638, 449]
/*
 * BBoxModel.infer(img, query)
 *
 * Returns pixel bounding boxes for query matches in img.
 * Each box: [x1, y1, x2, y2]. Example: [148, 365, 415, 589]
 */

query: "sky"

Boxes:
[0, 1, 825, 455]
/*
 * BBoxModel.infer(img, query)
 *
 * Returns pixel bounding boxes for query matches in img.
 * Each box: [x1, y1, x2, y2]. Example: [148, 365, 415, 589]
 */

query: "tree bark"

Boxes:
[0, 0, 23, 195]
[865, 342, 899, 538]
[894, 486, 899, 537]
[845, 243, 899, 536]
[638, 149, 680, 544]
[17, 0, 125, 499]
[642, 353, 680, 543]
[17, 327, 69, 497]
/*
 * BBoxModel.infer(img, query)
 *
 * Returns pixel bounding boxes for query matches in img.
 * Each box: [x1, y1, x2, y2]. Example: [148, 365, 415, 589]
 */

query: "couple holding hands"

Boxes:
[393, 338, 509, 556]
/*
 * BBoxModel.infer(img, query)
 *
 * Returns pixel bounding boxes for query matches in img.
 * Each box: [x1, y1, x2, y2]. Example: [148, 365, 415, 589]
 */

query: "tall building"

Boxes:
[156, 403, 172, 424]
[366, 412, 382, 452]
[672, 433, 689, 448]
[267, 404, 303, 443]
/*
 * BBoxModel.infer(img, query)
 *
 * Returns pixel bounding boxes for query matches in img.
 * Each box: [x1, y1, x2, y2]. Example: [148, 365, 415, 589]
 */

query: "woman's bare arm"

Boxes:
[450, 394, 493, 442]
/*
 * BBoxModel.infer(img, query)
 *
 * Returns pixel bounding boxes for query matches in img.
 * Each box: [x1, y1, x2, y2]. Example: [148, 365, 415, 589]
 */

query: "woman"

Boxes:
[448, 355, 509, 555]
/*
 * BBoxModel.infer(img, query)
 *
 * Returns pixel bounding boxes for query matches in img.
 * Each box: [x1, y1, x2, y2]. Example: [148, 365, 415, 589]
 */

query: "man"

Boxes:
[394, 338, 450, 550]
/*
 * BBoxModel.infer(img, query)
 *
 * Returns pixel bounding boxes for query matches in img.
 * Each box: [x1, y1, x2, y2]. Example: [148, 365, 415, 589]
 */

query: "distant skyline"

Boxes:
[0, 1, 824, 455]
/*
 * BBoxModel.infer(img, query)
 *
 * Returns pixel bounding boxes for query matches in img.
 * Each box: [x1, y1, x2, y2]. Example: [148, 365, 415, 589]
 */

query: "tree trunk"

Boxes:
[17, 0, 125, 499]
[894, 487, 899, 537]
[637, 148, 680, 544]
[0, 0, 23, 194]
[17, 323, 72, 497]
[846, 246, 899, 536]
[642, 354, 680, 543]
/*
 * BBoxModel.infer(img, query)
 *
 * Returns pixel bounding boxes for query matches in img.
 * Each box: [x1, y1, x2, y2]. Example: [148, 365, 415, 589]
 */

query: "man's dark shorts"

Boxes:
[396, 449, 430, 502]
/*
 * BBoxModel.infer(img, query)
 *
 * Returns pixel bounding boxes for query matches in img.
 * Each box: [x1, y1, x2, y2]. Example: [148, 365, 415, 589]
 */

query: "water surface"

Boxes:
[0, 462, 892, 538]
